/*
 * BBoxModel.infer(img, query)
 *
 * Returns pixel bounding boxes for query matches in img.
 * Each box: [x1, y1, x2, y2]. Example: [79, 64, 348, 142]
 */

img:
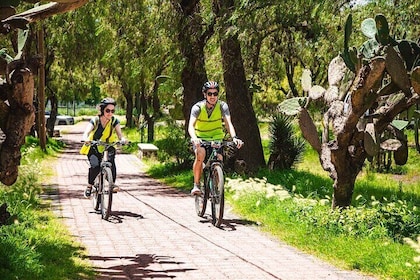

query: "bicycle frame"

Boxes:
[84, 140, 121, 220]
[195, 140, 234, 227]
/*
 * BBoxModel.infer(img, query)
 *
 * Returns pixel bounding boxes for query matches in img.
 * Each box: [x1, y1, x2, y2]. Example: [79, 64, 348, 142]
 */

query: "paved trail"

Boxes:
[52, 121, 375, 280]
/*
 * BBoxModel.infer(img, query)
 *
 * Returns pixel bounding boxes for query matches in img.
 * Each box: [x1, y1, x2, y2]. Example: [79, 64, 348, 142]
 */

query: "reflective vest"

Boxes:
[195, 101, 225, 141]
[80, 116, 118, 154]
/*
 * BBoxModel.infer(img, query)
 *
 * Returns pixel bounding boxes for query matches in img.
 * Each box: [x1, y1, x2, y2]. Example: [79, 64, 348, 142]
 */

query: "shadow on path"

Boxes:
[90, 254, 196, 279]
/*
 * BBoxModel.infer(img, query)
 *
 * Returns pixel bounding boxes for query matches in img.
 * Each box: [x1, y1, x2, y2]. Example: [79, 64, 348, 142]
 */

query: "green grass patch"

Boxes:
[227, 190, 418, 280]
[145, 126, 420, 280]
[0, 138, 95, 280]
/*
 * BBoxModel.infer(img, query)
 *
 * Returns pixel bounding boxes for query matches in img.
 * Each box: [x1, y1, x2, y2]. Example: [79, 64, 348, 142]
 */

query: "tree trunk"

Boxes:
[217, 0, 266, 172]
[171, 1, 209, 127]
[124, 92, 134, 128]
[37, 23, 47, 150]
[321, 136, 365, 208]
[0, 66, 36, 185]
[45, 94, 57, 137]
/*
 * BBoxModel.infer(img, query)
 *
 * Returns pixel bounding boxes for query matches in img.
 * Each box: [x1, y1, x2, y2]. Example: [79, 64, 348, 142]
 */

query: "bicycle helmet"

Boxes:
[99, 97, 116, 114]
[202, 81, 219, 93]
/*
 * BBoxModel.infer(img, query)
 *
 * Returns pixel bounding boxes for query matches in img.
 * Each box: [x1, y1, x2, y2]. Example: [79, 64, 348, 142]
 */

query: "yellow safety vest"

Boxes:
[195, 102, 225, 141]
[80, 116, 118, 155]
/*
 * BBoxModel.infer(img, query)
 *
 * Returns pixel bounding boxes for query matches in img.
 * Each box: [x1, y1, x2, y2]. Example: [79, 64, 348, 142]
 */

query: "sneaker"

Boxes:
[190, 185, 202, 196]
[84, 186, 92, 198]
[112, 185, 120, 193]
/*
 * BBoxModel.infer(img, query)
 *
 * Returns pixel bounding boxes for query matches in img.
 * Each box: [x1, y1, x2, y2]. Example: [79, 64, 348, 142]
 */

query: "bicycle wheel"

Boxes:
[195, 170, 209, 217]
[100, 167, 113, 220]
[92, 175, 101, 211]
[210, 164, 224, 227]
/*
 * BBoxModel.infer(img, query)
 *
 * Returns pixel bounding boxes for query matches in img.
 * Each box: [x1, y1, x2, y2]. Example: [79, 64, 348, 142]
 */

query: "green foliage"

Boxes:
[404, 236, 420, 276]
[268, 113, 305, 170]
[291, 195, 419, 242]
[20, 136, 64, 165]
[226, 176, 419, 279]
[0, 166, 93, 280]
[153, 120, 193, 167]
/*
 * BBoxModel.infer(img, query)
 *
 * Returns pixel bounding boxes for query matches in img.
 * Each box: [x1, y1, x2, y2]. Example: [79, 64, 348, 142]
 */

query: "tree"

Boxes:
[279, 14, 420, 208]
[214, 0, 266, 172]
[171, 0, 213, 124]
[0, 0, 88, 185]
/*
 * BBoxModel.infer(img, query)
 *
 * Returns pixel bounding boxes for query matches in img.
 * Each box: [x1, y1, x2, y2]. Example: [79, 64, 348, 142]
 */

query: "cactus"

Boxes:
[277, 97, 307, 116]
[361, 18, 376, 39]
[340, 14, 356, 73]
[278, 13, 420, 208]
[375, 14, 390, 45]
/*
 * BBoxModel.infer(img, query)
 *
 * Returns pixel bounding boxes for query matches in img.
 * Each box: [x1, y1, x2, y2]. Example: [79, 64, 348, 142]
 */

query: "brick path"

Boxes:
[52, 121, 376, 280]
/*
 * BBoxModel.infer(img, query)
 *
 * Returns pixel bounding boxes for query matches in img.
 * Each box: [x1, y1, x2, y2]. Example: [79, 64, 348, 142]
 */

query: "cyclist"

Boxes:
[188, 81, 243, 195]
[80, 97, 127, 198]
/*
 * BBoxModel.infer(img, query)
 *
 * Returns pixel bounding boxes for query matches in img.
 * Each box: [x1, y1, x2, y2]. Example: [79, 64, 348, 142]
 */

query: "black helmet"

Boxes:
[202, 81, 219, 93]
[99, 97, 116, 113]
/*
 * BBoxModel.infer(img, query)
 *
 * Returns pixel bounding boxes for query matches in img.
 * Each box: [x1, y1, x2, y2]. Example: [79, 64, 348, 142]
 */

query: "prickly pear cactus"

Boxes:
[278, 13, 420, 208]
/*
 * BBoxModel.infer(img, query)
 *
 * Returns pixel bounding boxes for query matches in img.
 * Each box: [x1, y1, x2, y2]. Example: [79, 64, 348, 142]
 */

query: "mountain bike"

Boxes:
[83, 140, 121, 220]
[195, 140, 236, 227]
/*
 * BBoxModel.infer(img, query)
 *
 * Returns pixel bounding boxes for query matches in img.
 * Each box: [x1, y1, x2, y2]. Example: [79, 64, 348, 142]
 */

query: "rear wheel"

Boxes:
[195, 170, 208, 217]
[210, 164, 224, 227]
[101, 167, 113, 220]
[92, 175, 101, 211]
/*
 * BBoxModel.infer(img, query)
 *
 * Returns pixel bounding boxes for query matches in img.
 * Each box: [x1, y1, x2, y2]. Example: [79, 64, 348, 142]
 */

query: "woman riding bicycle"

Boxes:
[80, 97, 127, 198]
[188, 81, 243, 196]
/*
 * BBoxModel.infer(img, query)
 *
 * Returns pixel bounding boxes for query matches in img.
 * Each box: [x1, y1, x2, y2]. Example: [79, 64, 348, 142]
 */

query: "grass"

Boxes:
[0, 137, 95, 280]
[1, 119, 419, 279]
[145, 123, 420, 280]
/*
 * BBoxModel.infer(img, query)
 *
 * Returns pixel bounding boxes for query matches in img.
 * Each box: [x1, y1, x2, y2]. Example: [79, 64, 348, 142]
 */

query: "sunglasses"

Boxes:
[105, 109, 115, 113]
[206, 91, 219, 96]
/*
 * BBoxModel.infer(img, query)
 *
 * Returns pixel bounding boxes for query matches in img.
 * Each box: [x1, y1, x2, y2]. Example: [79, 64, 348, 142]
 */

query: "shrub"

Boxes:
[154, 120, 193, 167]
[268, 113, 305, 170]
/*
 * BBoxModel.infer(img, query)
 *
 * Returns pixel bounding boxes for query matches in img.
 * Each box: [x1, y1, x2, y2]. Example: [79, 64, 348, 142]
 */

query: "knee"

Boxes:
[89, 155, 100, 168]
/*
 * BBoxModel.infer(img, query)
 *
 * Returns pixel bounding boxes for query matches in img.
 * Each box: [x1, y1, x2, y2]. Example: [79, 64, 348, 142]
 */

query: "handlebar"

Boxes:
[200, 140, 235, 149]
[81, 140, 128, 147]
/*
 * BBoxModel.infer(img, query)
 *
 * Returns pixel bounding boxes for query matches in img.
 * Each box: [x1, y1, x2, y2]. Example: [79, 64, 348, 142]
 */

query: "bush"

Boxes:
[154, 120, 193, 167]
[268, 113, 305, 170]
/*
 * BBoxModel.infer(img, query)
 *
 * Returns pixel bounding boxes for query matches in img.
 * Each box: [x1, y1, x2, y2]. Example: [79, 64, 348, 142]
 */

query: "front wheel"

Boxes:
[210, 164, 224, 227]
[92, 175, 101, 211]
[101, 167, 113, 220]
[195, 170, 209, 217]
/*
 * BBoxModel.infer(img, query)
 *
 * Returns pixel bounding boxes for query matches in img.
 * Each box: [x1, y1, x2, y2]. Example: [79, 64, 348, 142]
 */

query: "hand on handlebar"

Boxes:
[233, 137, 244, 149]
[191, 138, 202, 147]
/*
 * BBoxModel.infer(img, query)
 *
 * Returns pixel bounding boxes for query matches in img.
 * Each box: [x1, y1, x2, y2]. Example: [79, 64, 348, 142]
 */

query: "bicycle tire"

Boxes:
[210, 164, 224, 227]
[101, 167, 113, 220]
[195, 170, 209, 217]
[92, 175, 101, 211]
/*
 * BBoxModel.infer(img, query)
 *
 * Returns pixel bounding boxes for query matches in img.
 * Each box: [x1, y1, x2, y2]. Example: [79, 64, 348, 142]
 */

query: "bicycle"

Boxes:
[83, 140, 122, 220]
[195, 140, 236, 227]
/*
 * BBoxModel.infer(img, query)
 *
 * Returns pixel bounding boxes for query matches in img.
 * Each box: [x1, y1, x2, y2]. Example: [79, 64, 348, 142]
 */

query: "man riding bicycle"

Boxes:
[188, 81, 243, 196]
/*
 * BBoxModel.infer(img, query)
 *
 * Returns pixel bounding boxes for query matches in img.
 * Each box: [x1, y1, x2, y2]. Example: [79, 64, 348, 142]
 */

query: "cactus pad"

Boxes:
[308, 85, 325, 100]
[277, 97, 307, 116]
[328, 55, 347, 86]
[301, 69, 312, 92]
[394, 141, 408, 165]
[410, 66, 420, 95]
[364, 122, 379, 156]
[361, 18, 376, 39]
[299, 108, 321, 153]
[375, 14, 390, 45]
[385, 46, 411, 95]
